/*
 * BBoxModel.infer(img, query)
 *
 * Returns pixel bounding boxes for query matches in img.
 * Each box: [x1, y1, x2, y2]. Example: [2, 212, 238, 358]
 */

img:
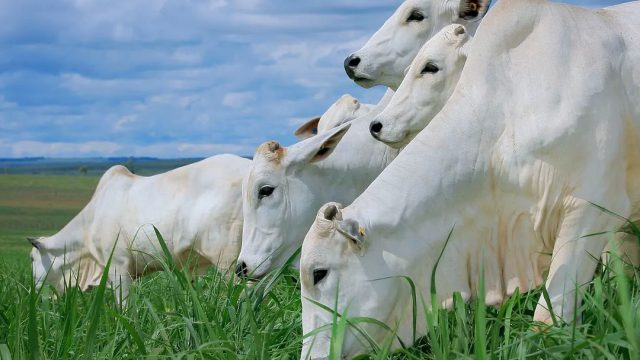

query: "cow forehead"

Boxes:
[423, 28, 464, 54]
[304, 220, 349, 259]
[412, 40, 462, 69]
[246, 159, 280, 188]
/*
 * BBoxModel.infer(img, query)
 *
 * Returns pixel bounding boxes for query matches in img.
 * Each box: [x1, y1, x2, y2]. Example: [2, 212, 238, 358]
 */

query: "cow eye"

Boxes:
[421, 62, 439, 74]
[258, 185, 275, 199]
[407, 10, 425, 22]
[313, 269, 328, 285]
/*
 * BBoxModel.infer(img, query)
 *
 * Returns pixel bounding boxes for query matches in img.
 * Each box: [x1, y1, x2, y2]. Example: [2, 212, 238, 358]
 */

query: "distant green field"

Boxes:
[0, 157, 220, 176]
[0, 174, 98, 259]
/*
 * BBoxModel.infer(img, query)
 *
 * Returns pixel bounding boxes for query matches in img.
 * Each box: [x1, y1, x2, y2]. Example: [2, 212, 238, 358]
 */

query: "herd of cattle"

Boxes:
[26, 0, 640, 358]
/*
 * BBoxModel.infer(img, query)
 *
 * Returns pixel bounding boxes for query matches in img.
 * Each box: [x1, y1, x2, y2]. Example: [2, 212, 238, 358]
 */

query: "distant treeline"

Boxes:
[0, 157, 252, 176]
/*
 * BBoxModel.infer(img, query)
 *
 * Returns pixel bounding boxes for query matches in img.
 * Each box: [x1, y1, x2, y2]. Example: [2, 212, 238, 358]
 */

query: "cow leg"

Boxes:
[533, 198, 624, 324]
[108, 260, 133, 307]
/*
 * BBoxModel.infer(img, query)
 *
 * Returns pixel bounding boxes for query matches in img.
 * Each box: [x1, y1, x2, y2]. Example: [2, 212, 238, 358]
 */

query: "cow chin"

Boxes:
[353, 77, 377, 89]
[377, 131, 411, 149]
[243, 256, 273, 280]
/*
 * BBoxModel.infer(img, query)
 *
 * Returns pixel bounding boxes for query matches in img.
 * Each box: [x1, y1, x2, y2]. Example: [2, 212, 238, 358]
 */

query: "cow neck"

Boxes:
[306, 115, 399, 204]
[349, 84, 501, 261]
[43, 206, 91, 260]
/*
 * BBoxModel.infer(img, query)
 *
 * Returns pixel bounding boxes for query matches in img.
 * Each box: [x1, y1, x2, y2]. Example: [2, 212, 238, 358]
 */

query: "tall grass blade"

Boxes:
[0, 344, 11, 360]
[27, 270, 39, 360]
[474, 259, 486, 360]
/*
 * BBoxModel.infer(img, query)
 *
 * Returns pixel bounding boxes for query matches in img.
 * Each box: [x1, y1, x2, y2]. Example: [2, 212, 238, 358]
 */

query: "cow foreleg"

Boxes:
[533, 197, 625, 325]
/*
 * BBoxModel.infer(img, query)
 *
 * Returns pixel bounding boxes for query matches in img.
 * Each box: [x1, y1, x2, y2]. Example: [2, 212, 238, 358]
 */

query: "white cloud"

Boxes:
[171, 47, 204, 65]
[114, 114, 138, 132]
[222, 91, 256, 109]
[235, 0, 262, 11]
[1, 140, 123, 158]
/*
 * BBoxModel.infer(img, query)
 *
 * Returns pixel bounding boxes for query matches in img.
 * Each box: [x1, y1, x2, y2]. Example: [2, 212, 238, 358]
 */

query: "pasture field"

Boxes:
[0, 174, 639, 359]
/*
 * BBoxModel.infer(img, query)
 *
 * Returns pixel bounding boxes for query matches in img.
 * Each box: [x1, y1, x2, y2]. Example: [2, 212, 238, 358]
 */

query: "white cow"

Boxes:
[301, 0, 640, 358]
[236, 118, 399, 279]
[294, 94, 375, 140]
[29, 154, 251, 301]
[371, 24, 471, 147]
[344, 0, 490, 90]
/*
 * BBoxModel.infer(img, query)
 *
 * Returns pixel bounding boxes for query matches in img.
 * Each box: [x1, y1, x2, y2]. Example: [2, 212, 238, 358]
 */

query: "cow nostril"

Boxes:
[344, 55, 361, 79]
[347, 56, 361, 68]
[235, 262, 248, 278]
[370, 121, 383, 135]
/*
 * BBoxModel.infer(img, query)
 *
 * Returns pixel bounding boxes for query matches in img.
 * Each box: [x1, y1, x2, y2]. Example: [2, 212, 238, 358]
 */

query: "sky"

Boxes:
[0, 0, 628, 158]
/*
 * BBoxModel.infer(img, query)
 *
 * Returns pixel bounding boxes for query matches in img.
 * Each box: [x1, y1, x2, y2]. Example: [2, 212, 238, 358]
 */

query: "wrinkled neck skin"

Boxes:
[353, 90, 497, 332]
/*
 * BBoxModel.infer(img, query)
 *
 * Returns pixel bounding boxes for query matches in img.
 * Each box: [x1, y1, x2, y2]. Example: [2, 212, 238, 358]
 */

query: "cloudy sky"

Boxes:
[0, 0, 627, 158]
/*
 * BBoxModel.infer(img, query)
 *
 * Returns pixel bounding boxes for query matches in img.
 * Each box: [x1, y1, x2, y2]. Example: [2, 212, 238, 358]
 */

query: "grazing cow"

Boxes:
[29, 154, 251, 301]
[236, 119, 399, 279]
[301, 0, 640, 357]
[344, 0, 490, 90]
[370, 24, 471, 148]
[294, 94, 375, 140]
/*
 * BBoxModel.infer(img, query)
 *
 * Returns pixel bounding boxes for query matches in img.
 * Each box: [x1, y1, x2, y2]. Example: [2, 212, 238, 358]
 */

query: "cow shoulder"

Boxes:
[94, 165, 135, 196]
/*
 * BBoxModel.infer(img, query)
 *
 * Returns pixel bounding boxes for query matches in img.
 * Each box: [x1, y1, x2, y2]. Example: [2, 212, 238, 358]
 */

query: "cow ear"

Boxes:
[457, 0, 491, 21]
[336, 218, 366, 256]
[287, 122, 351, 167]
[294, 116, 321, 140]
[27, 236, 42, 250]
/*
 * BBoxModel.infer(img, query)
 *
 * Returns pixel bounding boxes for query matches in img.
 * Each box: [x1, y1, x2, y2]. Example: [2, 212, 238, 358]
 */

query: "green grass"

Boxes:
[0, 174, 639, 359]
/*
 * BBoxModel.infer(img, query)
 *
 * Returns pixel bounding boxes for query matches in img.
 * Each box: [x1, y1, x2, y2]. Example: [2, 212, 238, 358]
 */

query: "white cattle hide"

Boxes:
[29, 154, 251, 301]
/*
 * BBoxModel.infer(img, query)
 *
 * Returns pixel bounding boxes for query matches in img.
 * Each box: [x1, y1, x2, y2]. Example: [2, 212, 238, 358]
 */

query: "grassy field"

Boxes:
[0, 174, 638, 359]
[0, 174, 100, 258]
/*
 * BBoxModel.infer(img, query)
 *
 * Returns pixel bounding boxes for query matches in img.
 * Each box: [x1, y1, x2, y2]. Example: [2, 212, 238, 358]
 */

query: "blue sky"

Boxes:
[0, 0, 627, 158]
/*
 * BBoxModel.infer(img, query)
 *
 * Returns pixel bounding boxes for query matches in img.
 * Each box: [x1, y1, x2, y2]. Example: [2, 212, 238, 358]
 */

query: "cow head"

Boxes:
[29, 236, 67, 293]
[300, 203, 405, 359]
[371, 24, 471, 148]
[344, 0, 489, 90]
[294, 94, 373, 140]
[237, 123, 352, 279]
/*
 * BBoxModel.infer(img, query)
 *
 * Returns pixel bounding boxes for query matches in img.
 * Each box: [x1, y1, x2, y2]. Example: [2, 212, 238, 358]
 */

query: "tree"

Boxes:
[124, 157, 136, 174]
